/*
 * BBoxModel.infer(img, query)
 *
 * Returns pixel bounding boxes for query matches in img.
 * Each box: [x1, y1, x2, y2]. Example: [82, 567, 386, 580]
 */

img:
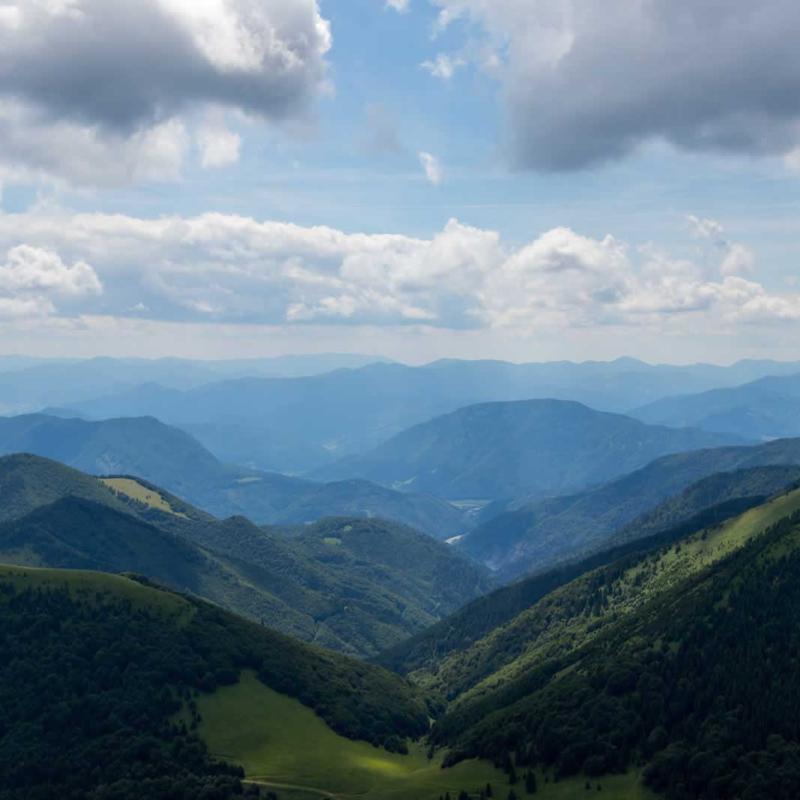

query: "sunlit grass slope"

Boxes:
[195, 671, 654, 800]
[102, 476, 189, 517]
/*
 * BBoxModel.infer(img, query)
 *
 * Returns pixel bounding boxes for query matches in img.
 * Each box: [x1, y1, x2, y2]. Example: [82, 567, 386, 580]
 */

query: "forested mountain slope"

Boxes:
[424, 487, 800, 800]
[462, 438, 800, 578]
[0, 565, 427, 800]
[0, 454, 491, 656]
[317, 399, 739, 501]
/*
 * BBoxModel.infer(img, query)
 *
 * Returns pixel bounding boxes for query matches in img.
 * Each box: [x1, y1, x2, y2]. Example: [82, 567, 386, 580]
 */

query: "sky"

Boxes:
[1, 0, 800, 364]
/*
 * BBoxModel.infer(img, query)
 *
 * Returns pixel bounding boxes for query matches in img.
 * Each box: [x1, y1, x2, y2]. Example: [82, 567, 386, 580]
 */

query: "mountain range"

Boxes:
[317, 399, 741, 501]
[633, 371, 800, 439]
[0, 353, 391, 416]
[0, 453, 490, 656]
[6, 451, 800, 799]
[462, 436, 800, 577]
[0, 414, 468, 537]
[57, 357, 800, 473]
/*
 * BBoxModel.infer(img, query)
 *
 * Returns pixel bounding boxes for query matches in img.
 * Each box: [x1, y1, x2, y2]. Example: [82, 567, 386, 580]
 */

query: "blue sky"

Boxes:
[0, 0, 799, 363]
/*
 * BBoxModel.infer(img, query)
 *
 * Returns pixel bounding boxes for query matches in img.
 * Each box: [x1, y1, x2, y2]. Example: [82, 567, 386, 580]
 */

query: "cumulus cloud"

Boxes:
[0, 0, 331, 185]
[0, 210, 797, 332]
[419, 151, 443, 185]
[0, 243, 102, 318]
[430, 0, 800, 170]
[0, 101, 190, 187]
[385, 0, 410, 12]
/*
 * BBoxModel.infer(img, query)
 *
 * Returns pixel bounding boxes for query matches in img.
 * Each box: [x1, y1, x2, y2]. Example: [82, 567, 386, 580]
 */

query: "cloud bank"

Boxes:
[429, 0, 800, 169]
[0, 211, 796, 333]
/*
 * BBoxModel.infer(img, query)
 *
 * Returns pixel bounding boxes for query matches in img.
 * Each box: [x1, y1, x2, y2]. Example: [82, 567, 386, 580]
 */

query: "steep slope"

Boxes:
[0, 565, 427, 800]
[377, 490, 776, 678]
[0, 454, 490, 656]
[463, 437, 800, 577]
[424, 489, 800, 799]
[0, 452, 130, 521]
[0, 496, 323, 642]
[632, 371, 800, 439]
[317, 399, 741, 501]
[0, 414, 468, 537]
[65, 357, 798, 473]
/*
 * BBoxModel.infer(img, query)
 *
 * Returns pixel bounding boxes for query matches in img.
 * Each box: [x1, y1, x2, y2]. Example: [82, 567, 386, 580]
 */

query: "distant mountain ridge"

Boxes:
[60, 357, 800, 473]
[0, 353, 392, 415]
[632, 371, 800, 439]
[0, 414, 468, 537]
[316, 399, 742, 501]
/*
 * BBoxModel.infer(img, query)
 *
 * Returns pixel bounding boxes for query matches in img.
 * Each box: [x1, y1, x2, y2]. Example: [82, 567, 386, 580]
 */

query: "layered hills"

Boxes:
[0, 414, 468, 537]
[387, 485, 800, 800]
[462, 437, 800, 577]
[61, 357, 794, 473]
[0, 454, 490, 656]
[317, 399, 741, 501]
[632, 371, 800, 439]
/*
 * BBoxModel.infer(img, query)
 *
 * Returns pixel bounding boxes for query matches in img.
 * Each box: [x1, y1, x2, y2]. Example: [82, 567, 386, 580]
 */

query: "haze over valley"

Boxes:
[2, 1, 800, 799]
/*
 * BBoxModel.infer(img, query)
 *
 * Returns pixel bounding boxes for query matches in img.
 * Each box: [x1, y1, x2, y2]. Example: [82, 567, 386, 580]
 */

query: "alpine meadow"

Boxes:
[1, 2, 800, 799]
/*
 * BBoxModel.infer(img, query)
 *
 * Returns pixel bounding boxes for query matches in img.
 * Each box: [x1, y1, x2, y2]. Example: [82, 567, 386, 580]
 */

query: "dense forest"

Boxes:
[434, 510, 800, 800]
[0, 568, 428, 799]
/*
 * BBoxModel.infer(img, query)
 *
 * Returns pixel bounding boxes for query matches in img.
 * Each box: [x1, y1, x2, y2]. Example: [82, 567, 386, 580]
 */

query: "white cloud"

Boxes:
[385, 0, 410, 12]
[720, 243, 756, 277]
[0, 0, 331, 187]
[0, 101, 190, 187]
[419, 151, 443, 185]
[0, 243, 101, 318]
[429, 0, 800, 170]
[686, 214, 756, 277]
[421, 53, 465, 80]
[0, 210, 796, 336]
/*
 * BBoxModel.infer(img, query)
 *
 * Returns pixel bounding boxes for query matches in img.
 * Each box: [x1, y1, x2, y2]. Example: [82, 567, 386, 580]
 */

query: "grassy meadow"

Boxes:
[193, 671, 654, 800]
[101, 476, 189, 517]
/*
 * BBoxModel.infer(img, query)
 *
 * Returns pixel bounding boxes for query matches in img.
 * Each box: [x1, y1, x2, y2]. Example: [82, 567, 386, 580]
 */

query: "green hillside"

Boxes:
[0, 452, 129, 522]
[425, 488, 800, 799]
[0, 455, 491, 657]
[192, 671, 652, 800]
[462, 439, 800, 578]
[378, 488, 777, 677]
[317, 399, 741, 501]
[0, 496, 325, 642]
[0, 414, 469, 537]
[0, 565, 428, 800]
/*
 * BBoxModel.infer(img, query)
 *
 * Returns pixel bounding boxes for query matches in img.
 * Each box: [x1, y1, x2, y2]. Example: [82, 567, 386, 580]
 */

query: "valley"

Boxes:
[4, 4, 799, 796]
[2, 355, 800, 800]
